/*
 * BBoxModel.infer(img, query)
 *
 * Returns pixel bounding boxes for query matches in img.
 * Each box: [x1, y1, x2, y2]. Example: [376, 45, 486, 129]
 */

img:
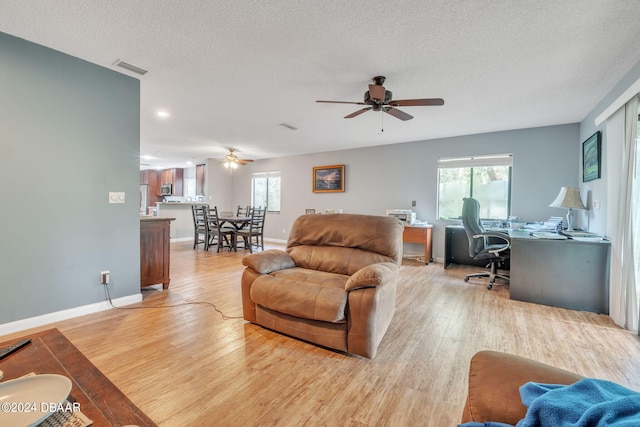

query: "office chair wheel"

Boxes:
[464, 277, 470, 282]
[487, 283, 493, 290]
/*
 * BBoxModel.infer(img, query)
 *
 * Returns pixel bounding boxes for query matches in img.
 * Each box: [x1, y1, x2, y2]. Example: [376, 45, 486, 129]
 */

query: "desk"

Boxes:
[509, 231, 611, 314]
[0, 328, 156, 426]
[445, 225, 610, 313]
[402, 224, 433, 264]
[444, 225, 510, 269]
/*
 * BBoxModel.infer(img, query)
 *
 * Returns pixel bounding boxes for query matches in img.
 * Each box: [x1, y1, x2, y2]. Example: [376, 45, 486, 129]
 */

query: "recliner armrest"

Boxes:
[242, 249, 296, 274]
[345, 262, 398, 291]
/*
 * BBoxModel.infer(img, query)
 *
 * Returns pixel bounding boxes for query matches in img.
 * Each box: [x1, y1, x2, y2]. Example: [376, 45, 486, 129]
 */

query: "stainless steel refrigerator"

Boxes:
[140, 184, 149, 214]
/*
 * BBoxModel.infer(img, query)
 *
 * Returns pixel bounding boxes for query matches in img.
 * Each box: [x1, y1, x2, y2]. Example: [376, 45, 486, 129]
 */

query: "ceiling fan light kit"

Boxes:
[316, 76, 444, 121]
[222, 148, 254, 170]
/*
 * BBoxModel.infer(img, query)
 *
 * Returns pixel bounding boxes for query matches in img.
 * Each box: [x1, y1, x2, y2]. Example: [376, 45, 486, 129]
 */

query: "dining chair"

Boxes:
[205, 206, 237, 252]
[191, 204, 209, 249]
[236, 205, 250, 217]
[236, 207, 266, 253]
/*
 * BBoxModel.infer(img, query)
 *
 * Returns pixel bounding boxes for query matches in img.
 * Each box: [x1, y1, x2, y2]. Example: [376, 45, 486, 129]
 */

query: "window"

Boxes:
[252, 171, 281, 213]
[183, 166, 196, 199]
[437, 154, 512, 220]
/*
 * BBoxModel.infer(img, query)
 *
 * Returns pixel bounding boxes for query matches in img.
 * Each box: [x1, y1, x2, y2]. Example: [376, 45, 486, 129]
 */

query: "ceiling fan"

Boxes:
[316, 76, 444, 121]
[223, 148, 254, 169]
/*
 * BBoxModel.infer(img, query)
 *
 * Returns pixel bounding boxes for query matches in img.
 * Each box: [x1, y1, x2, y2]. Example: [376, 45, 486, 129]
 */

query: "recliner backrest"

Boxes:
[286, 214, 404, 275]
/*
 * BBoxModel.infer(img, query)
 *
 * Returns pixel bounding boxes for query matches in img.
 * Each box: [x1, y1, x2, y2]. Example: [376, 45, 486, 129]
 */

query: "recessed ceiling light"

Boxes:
[156, 111, 171, 119]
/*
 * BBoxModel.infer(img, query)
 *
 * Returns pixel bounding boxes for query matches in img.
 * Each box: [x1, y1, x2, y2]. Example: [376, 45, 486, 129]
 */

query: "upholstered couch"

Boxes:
[461, 350, 583, 424]
[241, 213, 404, 359]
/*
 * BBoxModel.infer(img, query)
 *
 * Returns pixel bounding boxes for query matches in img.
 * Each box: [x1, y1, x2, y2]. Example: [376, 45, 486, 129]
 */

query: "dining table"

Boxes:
[216, 214, 251, 230]
[211, 213, 251, 251]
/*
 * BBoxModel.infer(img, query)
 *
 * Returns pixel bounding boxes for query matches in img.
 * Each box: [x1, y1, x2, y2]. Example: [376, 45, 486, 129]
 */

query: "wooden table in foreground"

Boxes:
[0, 328, 156, 426]
[402, 224, 433, 264]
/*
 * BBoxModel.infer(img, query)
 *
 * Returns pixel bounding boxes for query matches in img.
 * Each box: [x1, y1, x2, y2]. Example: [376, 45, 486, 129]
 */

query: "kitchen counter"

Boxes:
[157, 201, 207, 205]
[140, 215, 176, 221]
[156, 202, 207, 240]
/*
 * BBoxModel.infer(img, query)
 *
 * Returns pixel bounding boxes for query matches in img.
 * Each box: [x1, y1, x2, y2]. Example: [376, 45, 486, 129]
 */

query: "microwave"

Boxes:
[160, 184, 172, 196]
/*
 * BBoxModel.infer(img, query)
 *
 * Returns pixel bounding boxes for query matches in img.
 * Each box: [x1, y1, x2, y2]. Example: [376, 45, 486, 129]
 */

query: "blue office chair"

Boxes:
[461, 197, 510, 290]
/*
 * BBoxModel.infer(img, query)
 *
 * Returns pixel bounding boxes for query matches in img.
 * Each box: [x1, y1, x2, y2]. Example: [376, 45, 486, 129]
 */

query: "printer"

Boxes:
[386, 209, 417, 225]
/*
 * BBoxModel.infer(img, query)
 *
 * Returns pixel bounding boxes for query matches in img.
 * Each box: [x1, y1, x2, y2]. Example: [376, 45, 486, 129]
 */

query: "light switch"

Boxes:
[109, 192, 125, 204]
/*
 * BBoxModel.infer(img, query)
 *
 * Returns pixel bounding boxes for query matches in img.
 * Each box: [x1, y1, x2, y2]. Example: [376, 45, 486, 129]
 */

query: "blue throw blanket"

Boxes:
[516, 378, 640, 426]
[459, 379, 640, 427]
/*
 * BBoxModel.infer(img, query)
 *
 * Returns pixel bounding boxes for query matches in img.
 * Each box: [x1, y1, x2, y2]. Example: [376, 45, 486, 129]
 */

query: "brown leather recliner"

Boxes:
[461, 351, 583, 424]
[241, 213, 404, 359]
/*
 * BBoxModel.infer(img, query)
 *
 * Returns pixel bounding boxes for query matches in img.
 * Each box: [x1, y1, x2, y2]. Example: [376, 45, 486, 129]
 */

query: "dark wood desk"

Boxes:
[444, 225, 511, 269]
[0, 328, 156, 426]
[509, 231, 611, 314]
[402, 225, 433, 264]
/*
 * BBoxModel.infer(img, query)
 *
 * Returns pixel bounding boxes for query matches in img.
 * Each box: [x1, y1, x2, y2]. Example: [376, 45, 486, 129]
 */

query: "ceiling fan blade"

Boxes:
[368, 84, 386, 101]
[345, 107, 372, 119]
[316, 100, 366, 105]
[237, 159, 254, 164]
[384, 107, 413, 121]
[389, 98, 444, 107]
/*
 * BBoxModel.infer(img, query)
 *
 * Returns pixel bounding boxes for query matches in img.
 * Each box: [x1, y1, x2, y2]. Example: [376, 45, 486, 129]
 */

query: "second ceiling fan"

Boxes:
[316, 76, 444, 121]
[223, 148, 253, 169]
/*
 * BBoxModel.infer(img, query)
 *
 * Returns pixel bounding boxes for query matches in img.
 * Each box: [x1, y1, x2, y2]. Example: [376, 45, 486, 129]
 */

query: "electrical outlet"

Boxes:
[593, 200, 601, 210]
[100, 271, 110, 285]
[282, 228, 287, 234]
[411, 200, 416, 207]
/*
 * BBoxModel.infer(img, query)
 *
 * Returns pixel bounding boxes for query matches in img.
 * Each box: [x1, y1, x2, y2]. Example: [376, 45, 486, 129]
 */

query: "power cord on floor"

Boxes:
[102, 283, 243, 320]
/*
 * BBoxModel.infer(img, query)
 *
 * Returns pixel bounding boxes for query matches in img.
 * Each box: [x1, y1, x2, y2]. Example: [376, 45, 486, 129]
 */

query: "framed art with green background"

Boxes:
[582, 131, 601, 182]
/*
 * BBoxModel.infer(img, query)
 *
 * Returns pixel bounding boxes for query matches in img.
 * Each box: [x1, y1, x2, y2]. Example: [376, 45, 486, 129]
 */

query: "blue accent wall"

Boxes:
[0, 32, 140, 324]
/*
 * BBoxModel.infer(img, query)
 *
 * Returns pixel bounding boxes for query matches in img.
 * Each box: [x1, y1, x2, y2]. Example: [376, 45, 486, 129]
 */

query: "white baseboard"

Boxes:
[170, 237, 193, 243]
[264, 237, 287, 244]
[0, 294, 142, 336]
[171, 237, 286, 244]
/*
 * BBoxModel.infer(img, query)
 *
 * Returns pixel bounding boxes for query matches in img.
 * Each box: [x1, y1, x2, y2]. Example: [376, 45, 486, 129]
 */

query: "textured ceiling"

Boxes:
[3, 1, 640, 169]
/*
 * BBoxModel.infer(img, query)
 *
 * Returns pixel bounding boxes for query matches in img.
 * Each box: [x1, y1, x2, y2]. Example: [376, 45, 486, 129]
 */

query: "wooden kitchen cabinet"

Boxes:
[140, 170, 160, 207]
[196, 164, 206, 195]
[148, 170, 159, 204]
[157, 168, 184, 196]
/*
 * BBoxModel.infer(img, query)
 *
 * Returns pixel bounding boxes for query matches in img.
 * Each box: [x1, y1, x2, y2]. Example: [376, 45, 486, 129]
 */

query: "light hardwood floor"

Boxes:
[3, 241, 640, 426]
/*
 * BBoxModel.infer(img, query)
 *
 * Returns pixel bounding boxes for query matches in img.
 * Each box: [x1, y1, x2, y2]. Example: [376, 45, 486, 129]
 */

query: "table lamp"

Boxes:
[549, 187, 586, 231]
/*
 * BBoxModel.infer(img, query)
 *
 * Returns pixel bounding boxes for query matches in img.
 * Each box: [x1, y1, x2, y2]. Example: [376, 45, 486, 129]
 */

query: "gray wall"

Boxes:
[226, 124, 580, 259]
[578, 59, 640, 235]
[0, 33, 140, 324]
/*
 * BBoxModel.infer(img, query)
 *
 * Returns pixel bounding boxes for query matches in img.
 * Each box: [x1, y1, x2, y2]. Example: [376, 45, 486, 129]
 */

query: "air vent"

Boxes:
[278, 122, 298, 131]
[113, 59, 148, 75]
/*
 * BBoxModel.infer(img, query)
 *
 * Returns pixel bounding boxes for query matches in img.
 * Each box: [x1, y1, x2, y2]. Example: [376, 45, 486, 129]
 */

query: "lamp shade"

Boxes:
[549, 187, 586, 210]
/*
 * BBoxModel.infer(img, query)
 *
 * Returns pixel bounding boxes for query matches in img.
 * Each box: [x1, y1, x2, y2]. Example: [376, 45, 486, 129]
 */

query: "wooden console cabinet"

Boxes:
[140, 217, 174, 289]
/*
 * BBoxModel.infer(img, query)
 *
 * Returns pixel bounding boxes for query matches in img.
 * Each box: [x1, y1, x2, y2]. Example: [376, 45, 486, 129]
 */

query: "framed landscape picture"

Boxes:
[582, 131, 601, 182]
[313, 164, 345, 193]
